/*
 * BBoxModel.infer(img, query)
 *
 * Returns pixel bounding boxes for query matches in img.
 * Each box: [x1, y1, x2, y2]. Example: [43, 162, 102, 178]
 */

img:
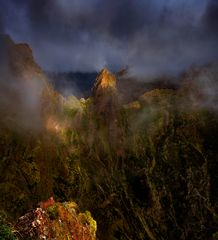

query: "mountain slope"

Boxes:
[61, 67, 218, 239]
[0, 35, 67, 219]
[0, 36, 218, 240]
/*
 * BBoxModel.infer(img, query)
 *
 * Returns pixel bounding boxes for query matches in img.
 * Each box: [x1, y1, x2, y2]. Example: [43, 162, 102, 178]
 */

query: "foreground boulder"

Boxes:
[15, 198, 97, 240]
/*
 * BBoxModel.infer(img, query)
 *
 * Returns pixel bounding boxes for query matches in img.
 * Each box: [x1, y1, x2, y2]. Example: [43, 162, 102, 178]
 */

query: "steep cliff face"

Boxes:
[121, 89, 218, 240]
[0, 36, 218, 240]
[0, 35, 67, 220]
[92, 68, 118, 118]
[61, 67, 218, 240]
[91, 68, 123, 152]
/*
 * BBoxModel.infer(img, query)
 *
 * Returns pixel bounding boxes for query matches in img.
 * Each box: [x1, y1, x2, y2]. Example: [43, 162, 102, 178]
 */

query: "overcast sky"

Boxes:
[0, 0, 218, 77]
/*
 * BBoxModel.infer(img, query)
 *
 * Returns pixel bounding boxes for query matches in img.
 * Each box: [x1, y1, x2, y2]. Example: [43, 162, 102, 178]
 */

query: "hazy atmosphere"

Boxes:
[0, 1, 218, 239]
[1, 0, 218, 76]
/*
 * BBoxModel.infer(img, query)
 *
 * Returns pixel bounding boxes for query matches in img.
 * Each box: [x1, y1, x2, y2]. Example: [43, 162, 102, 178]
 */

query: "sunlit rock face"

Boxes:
[92, 68, 118, 115]
[91, 68, 123, 151]
[93, 68, 117, 93]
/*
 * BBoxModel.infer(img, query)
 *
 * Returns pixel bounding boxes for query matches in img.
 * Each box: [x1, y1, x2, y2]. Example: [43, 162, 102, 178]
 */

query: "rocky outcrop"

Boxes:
[92, 68, 118, 116]
[91, 68, 123, 152]
[15, 198, 97, 240]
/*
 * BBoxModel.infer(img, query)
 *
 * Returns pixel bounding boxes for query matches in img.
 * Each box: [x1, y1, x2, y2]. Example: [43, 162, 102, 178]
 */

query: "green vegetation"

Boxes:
[0, 63, 218, 239]
[47, 204, 59, 220]
[0, 214, 16, 240]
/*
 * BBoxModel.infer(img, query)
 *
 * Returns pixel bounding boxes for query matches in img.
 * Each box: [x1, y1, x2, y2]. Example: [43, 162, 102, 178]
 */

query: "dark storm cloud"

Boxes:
[0, 15, 4, 33]
[25, 0, 149, 40]
[0, 0, 217, 77]
[0, 5, 5, 33]
[204, 0, 218, 36]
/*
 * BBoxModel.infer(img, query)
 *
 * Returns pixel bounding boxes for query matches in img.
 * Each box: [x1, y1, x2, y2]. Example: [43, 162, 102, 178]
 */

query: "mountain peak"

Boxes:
[92, 68, 119, 121]
[93, 68, 116, 95]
